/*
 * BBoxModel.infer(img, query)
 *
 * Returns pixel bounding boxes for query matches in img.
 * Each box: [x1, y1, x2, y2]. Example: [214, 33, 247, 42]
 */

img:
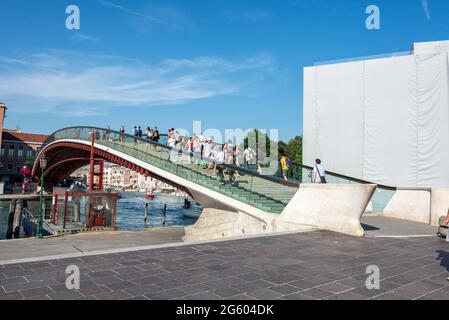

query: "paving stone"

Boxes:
[0, 292, 24, 300]
[144, 288, 188, 300]
[289, 279, 318, 290]
[93, 289, 133, 300]
[231, 279, 273, 292]
[21, 286, 54, 299]
[270, 285, 301, 295]
[105, 280, 138, 291]
[1, 231, 448, 300]
[48, 289, 84, 300]
[421, 287, 449, 300]
[178, 284, 213, 295]
[123, 284, 163, 296]
[212, 286, 242, 298]
[237, 272, 265, 281]
[246, 288, 283, 300]
[318, 282, 353, 294]
[282, 292, 314, 300]
[326, 291, 367, 300]
[300, 288, 334, 299]
[180, 292, 222, 300]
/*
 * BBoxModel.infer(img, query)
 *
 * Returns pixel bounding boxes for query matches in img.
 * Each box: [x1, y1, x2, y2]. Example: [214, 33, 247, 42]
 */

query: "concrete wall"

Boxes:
[278, 184, 376, 236]
[382, 189, 431, 224]
[430, 188, 449, 226]
[184, 208, 315, 242]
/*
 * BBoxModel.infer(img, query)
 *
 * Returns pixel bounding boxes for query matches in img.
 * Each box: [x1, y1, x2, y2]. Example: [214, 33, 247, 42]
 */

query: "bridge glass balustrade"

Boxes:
[44, 127, 396, 214]
[45, 127, 302, 214]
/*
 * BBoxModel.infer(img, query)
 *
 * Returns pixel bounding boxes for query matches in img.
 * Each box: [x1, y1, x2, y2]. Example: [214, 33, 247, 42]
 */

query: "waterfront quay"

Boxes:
[0, 220, 448, 300]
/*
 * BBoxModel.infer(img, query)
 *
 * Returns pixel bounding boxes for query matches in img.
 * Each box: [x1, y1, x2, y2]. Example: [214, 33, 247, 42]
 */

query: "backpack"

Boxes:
[199, 160, 208, 169]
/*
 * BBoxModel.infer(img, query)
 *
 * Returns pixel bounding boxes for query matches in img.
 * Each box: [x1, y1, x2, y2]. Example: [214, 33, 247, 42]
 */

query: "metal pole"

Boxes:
[53, 194, 58, 225]
[36, 168, 45, 239]
[89, 131, 95, 192]
[63, 190, 68, 230]
[163, 204, 167, 226]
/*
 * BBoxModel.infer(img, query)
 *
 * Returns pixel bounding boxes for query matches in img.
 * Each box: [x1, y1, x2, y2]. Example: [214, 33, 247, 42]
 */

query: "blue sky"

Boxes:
[0, 0, 448, 141]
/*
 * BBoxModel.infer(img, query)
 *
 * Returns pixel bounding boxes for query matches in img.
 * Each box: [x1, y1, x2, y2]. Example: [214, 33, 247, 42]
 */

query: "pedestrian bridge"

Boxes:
[32, 126, 397, 237]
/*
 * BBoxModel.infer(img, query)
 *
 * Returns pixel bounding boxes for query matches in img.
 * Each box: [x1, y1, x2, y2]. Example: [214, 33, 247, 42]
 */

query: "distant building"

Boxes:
[0, 102, 6, 151]
[72, 164, 161, 191]
[0, 126, 48, 186]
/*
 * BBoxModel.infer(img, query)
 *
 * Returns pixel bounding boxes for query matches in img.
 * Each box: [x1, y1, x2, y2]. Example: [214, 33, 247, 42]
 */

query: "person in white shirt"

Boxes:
[244, 147, 255, 168]
[203, 138, 213, 164]
[167, 136, 177, 162]
[212, 145, 225, 183]
[312, 159, 327, 183]
[198, 133, 205, 144]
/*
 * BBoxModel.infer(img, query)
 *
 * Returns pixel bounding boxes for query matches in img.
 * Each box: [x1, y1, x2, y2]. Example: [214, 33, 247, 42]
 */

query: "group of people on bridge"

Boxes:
[115, 125, 326, 184]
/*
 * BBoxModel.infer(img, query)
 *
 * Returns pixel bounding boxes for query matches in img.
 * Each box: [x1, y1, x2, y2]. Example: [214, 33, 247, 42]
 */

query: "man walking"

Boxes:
[312, 159, 327, 183]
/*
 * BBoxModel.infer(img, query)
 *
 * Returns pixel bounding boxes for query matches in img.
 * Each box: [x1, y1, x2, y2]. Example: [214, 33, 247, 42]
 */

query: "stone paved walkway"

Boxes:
[1, 231, 448, 300]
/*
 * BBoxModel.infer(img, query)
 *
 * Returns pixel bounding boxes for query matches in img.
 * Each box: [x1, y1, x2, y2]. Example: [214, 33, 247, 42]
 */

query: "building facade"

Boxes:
[0, 102, 6, 148]
[0, 127, 48, 187]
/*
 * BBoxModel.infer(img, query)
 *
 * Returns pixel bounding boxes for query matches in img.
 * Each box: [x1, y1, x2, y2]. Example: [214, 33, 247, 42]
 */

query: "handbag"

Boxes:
[315, 166, 327, 184]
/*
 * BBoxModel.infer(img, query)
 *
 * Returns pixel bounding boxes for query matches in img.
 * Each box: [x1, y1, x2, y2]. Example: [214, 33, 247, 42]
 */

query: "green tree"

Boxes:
[279, 136, 302, 164]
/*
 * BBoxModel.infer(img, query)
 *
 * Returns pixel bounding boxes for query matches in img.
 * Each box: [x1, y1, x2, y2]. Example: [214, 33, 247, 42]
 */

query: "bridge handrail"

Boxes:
[41, 126, 396, 191]
[41, 126, 301, 188]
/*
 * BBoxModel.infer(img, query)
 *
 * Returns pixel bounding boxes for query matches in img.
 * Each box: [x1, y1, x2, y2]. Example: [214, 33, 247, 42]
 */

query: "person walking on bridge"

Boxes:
[152, 127, 160, 143]
[119, 126, 125, 142]
[133, 126, 138, 143]
[312, 159, 327, 184]
[138, 126, 143, 139]
[146, 127, 153, 140]
[280, 152, 291, 181]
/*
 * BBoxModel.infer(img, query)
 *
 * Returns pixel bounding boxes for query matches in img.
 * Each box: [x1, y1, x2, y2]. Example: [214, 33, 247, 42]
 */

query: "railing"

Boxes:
[21, 207, 37, 237]
[21, 207, 54, 238]
[40, 127, 300, 213]
[39, 126, 397, 213]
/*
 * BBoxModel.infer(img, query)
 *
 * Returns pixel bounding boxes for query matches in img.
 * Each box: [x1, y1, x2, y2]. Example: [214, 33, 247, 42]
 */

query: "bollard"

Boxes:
[163, 204, 167, 226]
[12, 199, 23, 239]
[144, 203, 148, 224]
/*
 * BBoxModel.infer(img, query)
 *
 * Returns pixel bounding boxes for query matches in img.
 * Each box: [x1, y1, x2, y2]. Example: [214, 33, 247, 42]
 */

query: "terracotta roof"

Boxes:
[2, 130, 48, 144]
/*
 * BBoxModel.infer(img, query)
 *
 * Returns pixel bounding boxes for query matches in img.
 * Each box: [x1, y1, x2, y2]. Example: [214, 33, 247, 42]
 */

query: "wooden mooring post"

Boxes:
[144, 203, 148, 224]
[6, 199, 27, 239]
[163, 204, 167, 226]
[6, 199, 16, 240]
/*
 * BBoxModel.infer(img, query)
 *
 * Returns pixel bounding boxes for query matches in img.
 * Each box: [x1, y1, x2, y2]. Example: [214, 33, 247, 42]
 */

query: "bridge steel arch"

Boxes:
[31, 140, 192, 196]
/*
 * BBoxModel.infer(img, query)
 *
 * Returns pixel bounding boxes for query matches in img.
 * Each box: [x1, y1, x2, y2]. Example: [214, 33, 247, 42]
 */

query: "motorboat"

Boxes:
[146, 193, 155, 200]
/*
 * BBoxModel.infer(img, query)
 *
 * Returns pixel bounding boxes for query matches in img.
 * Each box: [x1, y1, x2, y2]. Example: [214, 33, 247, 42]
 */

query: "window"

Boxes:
[8, 145, 14, 157]
[18, 146, 24, 158]
[0, 145, 5, 157]
[27, 148, 34, 157]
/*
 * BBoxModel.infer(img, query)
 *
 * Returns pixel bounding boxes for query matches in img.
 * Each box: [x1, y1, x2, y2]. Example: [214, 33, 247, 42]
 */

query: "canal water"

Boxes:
[0, 192, 201, 240]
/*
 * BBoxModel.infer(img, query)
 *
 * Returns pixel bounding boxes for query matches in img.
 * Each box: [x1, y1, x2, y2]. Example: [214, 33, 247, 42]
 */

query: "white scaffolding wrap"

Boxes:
[303, 41, 449, 188]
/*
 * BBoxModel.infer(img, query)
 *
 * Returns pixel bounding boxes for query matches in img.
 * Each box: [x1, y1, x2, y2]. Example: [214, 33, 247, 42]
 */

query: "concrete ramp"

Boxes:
[362, 216, 438, 238]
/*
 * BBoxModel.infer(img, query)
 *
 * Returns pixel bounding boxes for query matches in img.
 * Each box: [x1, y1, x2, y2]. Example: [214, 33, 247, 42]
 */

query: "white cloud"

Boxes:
[0, 51, 274, 117]
[72, 33, 100, 42]
[96, 0, 163, 23]
[421, 0, 431, 20]
[96, 0, 193, 32]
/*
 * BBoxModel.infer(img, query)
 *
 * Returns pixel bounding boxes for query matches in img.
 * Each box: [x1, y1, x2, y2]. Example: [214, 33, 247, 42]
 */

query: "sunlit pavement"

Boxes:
[1, 228, 448, 300]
